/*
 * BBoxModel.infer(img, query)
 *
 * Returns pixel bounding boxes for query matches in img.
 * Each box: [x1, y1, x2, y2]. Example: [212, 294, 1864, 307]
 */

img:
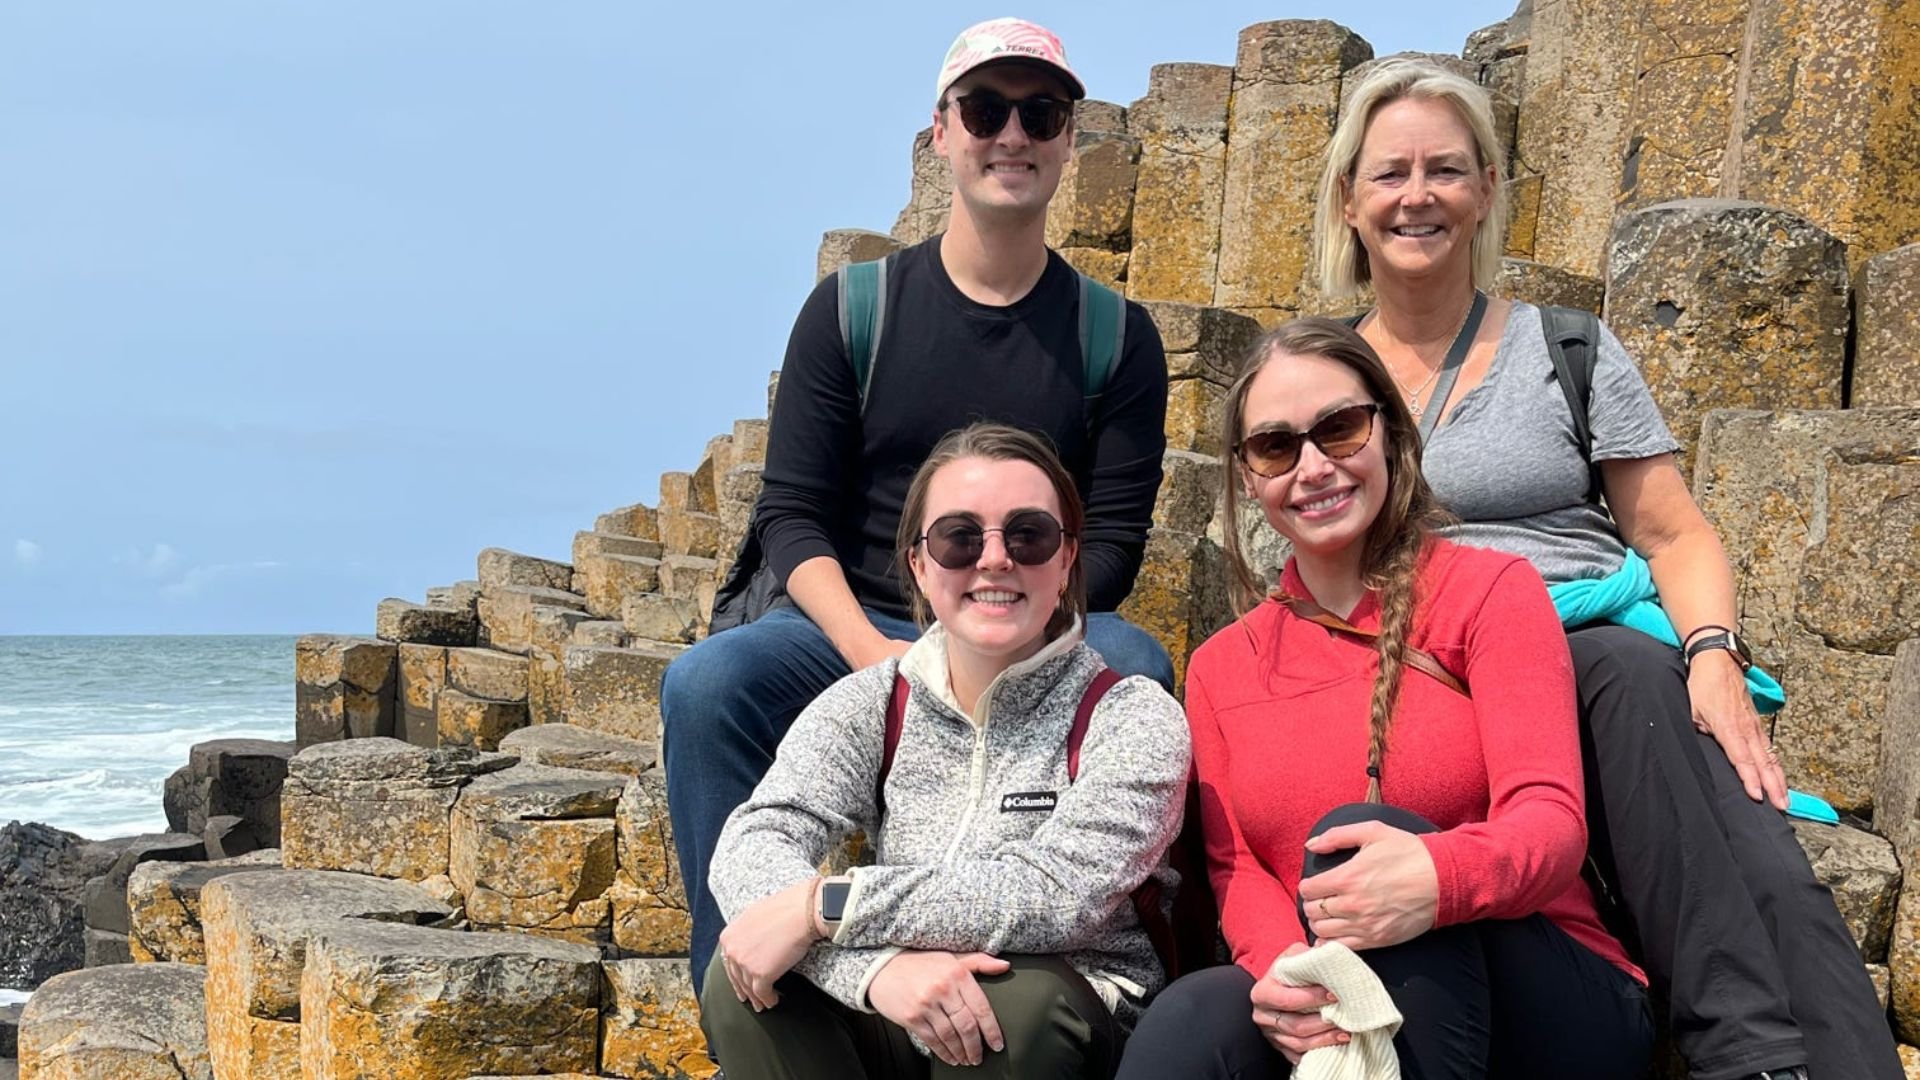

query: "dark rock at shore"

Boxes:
[163, 738, 294, 850]
[1, 1000, 19, 1056]
[81, 833, 206, 937]
[0, 822, 125, 990]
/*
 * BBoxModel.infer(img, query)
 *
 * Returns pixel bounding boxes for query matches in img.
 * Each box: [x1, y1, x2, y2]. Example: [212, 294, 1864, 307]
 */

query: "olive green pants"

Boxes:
[699, 951, 1121, 1079]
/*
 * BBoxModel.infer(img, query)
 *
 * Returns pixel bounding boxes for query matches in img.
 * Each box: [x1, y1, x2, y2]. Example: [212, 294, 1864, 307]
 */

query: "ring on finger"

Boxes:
[1317, 896, 1337, 919]
[1765, 743, 1780, 759]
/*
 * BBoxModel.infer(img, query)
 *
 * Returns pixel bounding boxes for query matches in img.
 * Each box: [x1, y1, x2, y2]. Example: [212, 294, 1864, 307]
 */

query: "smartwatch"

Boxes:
[818, 877, 852, 933]
[1685, 629, 1753, 672]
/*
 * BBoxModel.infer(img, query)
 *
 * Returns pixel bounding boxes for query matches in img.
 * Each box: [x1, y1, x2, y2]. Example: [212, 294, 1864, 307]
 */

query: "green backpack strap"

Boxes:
[1076, 272, 1126, 413]
[1540, 305, 1605, 507]
[836, 257, 891, 414]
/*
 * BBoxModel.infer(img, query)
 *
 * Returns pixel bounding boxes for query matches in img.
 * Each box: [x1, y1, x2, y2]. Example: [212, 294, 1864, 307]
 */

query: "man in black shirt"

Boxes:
[662, 17, 1173, 998]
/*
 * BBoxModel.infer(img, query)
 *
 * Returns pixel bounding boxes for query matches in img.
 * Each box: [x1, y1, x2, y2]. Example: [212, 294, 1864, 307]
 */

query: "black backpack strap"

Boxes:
[837, 256, 892, 415]
[1541, 305, 1605, 506]
[1076, 273, 1126, 440]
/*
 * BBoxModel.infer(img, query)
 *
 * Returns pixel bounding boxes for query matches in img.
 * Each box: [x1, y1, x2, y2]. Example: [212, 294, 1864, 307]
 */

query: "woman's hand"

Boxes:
[717, 877, 820, 1011]
[1686, 647, 1789, 809]
[1297, 821, 1439, 950]
[868, 950, 1009, 1066]
[1252, 943, 1349, 1064]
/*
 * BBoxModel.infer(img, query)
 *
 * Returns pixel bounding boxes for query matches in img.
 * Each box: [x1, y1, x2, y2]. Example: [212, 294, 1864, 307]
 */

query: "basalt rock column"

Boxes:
[447, 763, 624, 943]
[1605, 200, 1849, 464]
[1736, 0, 1920, 273]
[18, 963, 212, 1080]
[298, 921, 600, 1079]
[1215, 20, 1372, 326]
[294, 637, 396, 747]
[1692, 407, 1920, 815]
[1126, 64, 1232, 305]
[1512, 0, 1640, 273]
[1854, 243, 1920, 407]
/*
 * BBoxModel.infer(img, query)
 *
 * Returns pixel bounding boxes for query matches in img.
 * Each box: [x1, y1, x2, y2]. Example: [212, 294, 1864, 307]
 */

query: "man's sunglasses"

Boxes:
[1235, 403, 1382, 478]
[951, 90, 1073, 142]
[916, 510, 1072, 570]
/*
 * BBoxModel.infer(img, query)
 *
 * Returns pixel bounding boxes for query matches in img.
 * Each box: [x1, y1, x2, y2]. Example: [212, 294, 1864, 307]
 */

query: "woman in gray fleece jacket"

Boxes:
[701, 423, 1191, 1079]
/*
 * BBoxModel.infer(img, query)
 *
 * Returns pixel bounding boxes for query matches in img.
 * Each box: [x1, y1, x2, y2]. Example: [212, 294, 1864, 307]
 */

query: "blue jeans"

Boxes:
[661, 605, 1175, 997]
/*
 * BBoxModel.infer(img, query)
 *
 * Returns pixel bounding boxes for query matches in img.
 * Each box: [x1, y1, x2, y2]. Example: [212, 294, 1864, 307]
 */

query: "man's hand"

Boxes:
[1298, 821, 1439, 950]
[868, 950, 1009, 1066]
[1254, 943, 1349, 1064]
[846, 633, 912, 671]
[1686, 649, 1788, 810]
[717, 878, 819, 1011]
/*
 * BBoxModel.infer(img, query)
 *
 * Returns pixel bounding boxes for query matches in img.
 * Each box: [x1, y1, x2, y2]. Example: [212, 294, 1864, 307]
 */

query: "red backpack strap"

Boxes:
[1065, 668, 1123, 782]
[876, 672, 910, 816]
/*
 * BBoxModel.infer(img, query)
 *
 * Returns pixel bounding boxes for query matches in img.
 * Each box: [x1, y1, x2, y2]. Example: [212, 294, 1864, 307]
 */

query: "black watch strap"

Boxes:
[1685, 630, 1752, 671]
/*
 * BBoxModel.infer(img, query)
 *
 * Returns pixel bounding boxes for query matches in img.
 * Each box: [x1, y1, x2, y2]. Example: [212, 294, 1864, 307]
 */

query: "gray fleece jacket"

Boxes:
[708, 621, 1191, 1028]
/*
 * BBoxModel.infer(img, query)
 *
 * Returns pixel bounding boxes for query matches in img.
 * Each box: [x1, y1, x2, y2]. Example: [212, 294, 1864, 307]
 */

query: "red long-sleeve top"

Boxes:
[1184, 539, 1643, 984]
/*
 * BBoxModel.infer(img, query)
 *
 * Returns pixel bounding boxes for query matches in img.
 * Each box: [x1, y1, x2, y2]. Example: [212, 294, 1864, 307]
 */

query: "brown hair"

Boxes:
[1219, 318, 1453, 799]
[896, 422, 1087, 641]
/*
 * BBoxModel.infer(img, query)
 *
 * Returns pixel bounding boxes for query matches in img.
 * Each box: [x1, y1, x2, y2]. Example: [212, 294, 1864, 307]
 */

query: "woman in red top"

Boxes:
[1117, 319, 1653, 1079]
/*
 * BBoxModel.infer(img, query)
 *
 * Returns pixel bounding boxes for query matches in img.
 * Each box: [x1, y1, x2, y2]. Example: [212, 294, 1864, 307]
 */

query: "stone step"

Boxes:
[280, 738, 515, 880]
[498, 724, 657, 778]
[450, 763, 624, 943]
[574, 530, 665, 564]
[201, 868, 455, 1080]
[294, 636, 397, 747]
[621, 593, 701, 646]
[18, 962, 211, 1079]
[127, 849, 279, 964]
[575, 552, 663, 620]
[561, 643, 684, 743]
[375, 598, 479, 647]
[593, 503, 660, 541]
[476, 548, 574, 593]
[81, 833, 206, 938]
[300, 921, 600, 1079]
[477, 586, 589, 656]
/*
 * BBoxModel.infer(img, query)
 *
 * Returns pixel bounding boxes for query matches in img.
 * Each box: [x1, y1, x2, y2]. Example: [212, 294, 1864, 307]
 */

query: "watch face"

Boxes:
[821, 880, 852, 922]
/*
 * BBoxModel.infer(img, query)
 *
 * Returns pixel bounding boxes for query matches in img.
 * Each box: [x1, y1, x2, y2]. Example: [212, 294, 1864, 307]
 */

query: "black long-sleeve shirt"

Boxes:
[756, 237, 1169, 620]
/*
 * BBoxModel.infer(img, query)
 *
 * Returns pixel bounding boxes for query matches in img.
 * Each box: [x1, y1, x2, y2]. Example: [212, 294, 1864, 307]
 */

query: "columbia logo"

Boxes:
[1001, 791, 1058, 812]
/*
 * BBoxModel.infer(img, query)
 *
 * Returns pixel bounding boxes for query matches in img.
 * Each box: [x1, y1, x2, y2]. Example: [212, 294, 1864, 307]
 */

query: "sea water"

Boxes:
[0, 636, 296, 840]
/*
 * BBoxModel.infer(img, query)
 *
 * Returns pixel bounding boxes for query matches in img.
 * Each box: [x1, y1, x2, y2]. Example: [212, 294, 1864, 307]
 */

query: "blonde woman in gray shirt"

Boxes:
[701, 422, 1190, 1080]
[1307, 57, 1897, 1080]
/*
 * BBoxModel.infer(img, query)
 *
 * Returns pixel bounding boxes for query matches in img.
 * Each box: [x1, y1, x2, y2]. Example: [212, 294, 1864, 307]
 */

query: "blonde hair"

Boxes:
[1314, 58, 1509, 298]
[1219, 318, 1454, 799]
[896, 423, 1086, 641]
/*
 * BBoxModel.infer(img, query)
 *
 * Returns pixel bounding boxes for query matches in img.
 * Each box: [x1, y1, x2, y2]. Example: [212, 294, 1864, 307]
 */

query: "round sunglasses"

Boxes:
[915, 510, 1072, 570]
[1234, 402, 1382, 478]
[951, 90, 1073, 142]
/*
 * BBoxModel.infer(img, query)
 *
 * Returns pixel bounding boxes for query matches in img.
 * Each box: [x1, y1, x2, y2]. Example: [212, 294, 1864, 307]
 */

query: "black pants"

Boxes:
[700, 952, 1122, 1079]
[1570, 624, 1902, 1080]
[1117, 805, 1654, 1080]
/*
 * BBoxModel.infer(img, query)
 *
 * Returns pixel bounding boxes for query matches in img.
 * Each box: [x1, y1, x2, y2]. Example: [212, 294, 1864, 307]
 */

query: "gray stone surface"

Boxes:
[126, 850, 280, 965]
[1878, 640, 1920, 857]
[497, 725, 658, 779]
[1792, 819, 1902, 960]
[82, 928, 130, 968]
[455, 762, 628, 822]
[18, 962, 211, 1079]
[81, 833, 206, 936]
[476, 548, 574, 592]
[375, 598, 479, 647]
[161, 738, 293, 850]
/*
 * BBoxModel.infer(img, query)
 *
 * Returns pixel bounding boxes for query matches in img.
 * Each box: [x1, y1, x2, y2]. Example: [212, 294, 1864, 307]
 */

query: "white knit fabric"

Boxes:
[1267, 942, 1403, 1080]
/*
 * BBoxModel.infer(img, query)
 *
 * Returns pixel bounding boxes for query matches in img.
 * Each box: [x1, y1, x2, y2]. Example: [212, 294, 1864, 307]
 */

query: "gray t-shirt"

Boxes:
[1421, 301, 1681, 584]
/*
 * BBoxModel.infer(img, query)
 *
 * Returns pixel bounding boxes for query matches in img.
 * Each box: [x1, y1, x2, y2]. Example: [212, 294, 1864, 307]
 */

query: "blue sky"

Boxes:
[0, 1, 1515, 635]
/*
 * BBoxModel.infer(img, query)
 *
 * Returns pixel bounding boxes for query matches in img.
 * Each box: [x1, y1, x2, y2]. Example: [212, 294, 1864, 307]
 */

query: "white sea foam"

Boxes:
[0, 987, 30, 1005]
[0, 636, 296, 838]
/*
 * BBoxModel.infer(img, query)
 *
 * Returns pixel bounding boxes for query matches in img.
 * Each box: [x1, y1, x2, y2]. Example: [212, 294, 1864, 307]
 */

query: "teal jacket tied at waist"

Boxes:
[1547, 549, 1786, 715]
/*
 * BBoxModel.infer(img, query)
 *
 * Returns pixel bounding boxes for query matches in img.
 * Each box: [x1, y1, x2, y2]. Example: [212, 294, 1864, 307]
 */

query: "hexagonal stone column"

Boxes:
[18, 962, 211, 1079]
[449, 763, 624, 943]
[280, 738, 513, 880]
[299, 922, 599, 1079]
[200, 869, 453, 1080]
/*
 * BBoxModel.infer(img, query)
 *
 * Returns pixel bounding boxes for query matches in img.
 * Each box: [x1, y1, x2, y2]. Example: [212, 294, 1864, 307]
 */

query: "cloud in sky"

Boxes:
[113, 543, 179, 577]
[14, 539, 42, 567]
[161, 560, 285, 600]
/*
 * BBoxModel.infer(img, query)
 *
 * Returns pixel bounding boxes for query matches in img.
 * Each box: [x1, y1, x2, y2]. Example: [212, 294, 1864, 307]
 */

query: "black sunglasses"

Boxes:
[916, 510, 1072, 570]
[1235, 403, 1382, 478]
[952, 90, 1073, 142]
